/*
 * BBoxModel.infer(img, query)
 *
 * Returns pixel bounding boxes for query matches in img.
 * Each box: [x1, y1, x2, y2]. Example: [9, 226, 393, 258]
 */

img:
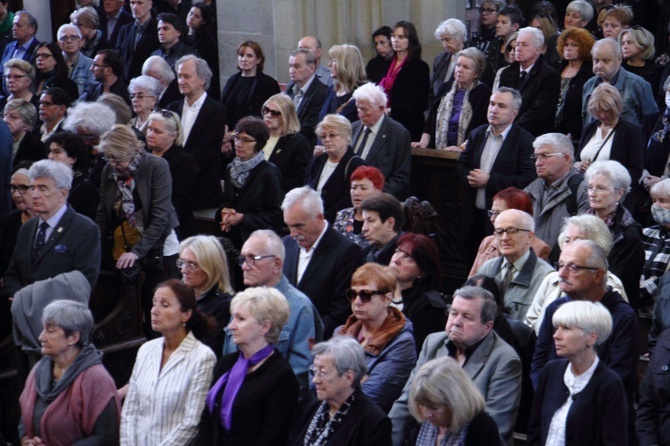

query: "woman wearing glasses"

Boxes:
[0, 167, 35, 277]
[32, 43, 79, 103]
[178, 235, 234, 356]
[262, 93, 312, 193]
[584, 160, 644, 310]
[198, 287, 299, 445]
[218, 116, 284, 248]
[1, 59, 39, 112]
[334, 263, 416, 413]
[288, 336, 391, 445]
[128, 75, 161, 133]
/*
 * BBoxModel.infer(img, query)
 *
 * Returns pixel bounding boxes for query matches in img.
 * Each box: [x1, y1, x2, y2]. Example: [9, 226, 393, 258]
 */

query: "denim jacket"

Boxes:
[69, 52, 97, 96]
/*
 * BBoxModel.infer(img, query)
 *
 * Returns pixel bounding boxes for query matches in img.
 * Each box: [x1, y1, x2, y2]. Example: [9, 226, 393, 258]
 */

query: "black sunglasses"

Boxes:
[345, 288, 388, 303]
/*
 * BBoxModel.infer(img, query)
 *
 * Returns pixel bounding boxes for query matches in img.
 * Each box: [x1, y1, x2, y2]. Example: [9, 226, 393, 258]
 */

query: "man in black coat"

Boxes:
[116, 0, 160, 82]
[281, 186, 363, 338]
[100, 0, 133, 49]
[497, 27, 560, 137]
[286, 48, 328, 146]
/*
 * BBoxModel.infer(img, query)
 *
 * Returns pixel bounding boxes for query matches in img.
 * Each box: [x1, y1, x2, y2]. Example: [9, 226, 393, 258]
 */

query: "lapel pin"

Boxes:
[57, 227, 63, 233]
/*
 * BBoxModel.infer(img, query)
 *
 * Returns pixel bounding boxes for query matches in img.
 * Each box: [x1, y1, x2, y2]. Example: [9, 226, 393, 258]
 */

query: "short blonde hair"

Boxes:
[230, 287, 290, 345]
[651, 179, 670, 202]
[263, 93, 300, 135]
[71, 6, 99, 28]
[618, 27, 655, 61]
[315, 114, 352, 145]
[552, 300, 612, 345]
[147, 110, 184, 147]
[4, 58, 35, 82]
[587, 83, 623, 117]
[328, 44, 367, 93]
[99, 124, 144, 160]
[409, 356, 485, 432]
[180, 235, 233, 294]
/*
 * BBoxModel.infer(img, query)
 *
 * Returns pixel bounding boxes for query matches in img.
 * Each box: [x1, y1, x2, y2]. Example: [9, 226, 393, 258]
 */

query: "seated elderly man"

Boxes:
[222, 229, 322, 391]
[56, 23, 95, 96]
[361, 192, 405, 266]
[477, 209, 554, 321]
[389, 285, 521, 446]
[525, 132, 589, 259]
[531, 239, 639, 443]
[582, 37, 658, 127]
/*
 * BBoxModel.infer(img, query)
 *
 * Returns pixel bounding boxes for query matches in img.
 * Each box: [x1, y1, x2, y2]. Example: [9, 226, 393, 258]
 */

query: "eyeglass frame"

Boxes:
[530, 152, 565, 161]
[58, 35, 81, 42]
[10, 184, 30, 194]
[176, 258, 200, 271]
[308, 365, 340, 381]
[130, 92, 156, 100]
[345, 288, 389, 303]
[493, 227, 531, 237]
[479, 7, 498, 14]
[237, 254, 275, 267]
[231, 132, 257, 143]
[555, 262, 601, 274]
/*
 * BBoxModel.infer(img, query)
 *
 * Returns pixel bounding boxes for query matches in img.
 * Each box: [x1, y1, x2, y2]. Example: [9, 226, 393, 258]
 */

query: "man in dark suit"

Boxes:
[497, 27, 560, 137]
[79, 49, 130, 104]
[350, 82, 411, 200]
[455, 87, 536, 268]
[0, 11, 39, 67]
[286, 48, 329, 146]
[281, 186, 363, 338]
[116, 0, 160, 82]
[100, 0, 134, 49]
[167, 54, 226, 210]
[3, 159, 101, 298]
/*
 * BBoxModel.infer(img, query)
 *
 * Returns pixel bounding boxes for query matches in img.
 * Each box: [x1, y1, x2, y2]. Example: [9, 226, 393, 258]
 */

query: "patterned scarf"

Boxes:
[112, 152, 142, 227]
[652, 109, 670, 143]
[435, 81, 478, 149]
[303, 390, 356, 446]
[230, 151, 265, 189]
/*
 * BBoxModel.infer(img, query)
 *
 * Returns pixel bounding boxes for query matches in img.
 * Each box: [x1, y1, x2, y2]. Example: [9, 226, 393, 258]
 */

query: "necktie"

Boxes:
[518, 70, 528, 89]
[293, 89, 304, 109]
[355, 127, 372, 157]
[33, 221, 49, 262]
[500, 262, 515, 295]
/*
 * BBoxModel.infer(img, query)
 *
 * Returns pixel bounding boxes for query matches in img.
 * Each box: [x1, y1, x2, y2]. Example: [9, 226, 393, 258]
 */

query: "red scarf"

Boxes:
[379, 56, 407, 107]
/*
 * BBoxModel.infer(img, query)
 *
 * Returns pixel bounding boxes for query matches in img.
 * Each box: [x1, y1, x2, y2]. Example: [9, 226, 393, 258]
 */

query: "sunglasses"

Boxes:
[262, 106, 282, 118]
[345, 288, 388, 303]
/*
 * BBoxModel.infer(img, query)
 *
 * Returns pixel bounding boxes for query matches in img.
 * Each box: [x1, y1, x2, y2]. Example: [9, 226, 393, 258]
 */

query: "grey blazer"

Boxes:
[389, 330, 521, 446]
[95, 151, 178, 260]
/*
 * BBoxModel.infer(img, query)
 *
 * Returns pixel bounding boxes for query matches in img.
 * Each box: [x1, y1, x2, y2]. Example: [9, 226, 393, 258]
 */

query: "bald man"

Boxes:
[298, 35, 332, 87]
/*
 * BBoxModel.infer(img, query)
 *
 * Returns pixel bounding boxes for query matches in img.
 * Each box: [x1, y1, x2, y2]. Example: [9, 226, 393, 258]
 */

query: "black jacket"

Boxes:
[220, 71, 280, 129]
[268, 132, 312, 193]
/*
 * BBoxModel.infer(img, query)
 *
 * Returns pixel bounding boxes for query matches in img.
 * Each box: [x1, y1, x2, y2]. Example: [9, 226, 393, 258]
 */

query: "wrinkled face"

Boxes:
[228, 303, 266, 347]
[39, 93, 66, 124]
[240, 236, 278, 287]
[534, 144, 570, 183]
[587, 173, 622, 212]
[179, 247, 209, 291]
[48, 142, 76, 168]
[177, 59, 206, 98]
[440, 34, 464, 55]
[3, 108, 28, 135]
[35, 46, 57, 73]
[157, 20, 181, 47]
[419, 404, 450, 429]
[288, 53, 314, 84]
[319, 126, 348, 159]
[553, 324, 590, 358]
[349, 280, 390, 323]
[57, 29, 82, 55]
[39, 322, 76, 358]
[374, 35, 392, 58]
[150, 286, 191, 334]
[238, 46, 262, 73]
[284, 203, 325, 250]
[362, 210, 395, 247]
[10, 172, 32, 211]
[130, 0, 152, 22]
[31, 176, 68, 219]
[557, 243, 602, 296]
[593, 107, 618, 127]
[496, 15, 516, 38]
[350, 178, 379, 210]
[262, 101, 283, 132]
[487, 91, 518, 128]
[515, 32, 541, 65]
[564, 10, 586, 29]
[356, 99, 384, 127]
[446, 296, 492, 350]
[562, 223, 586, 247]
[298, 37, 321, 59]
[312, 353, 352, 403]
[391, 27, 409, 53]
[186, 7, 204, 28]
[653, 193, 670, 211]
[146, 119, 176, 152]
[601, 17, 623, 39]
[388, 244, 422, 284]
[494, 211, 533, 262]
[479, 2, 499, 27]
[563, 38, 581, 61]
[4, 67, 31, 93]
[12, 14, 34, 43]
[454, 55, 478, 87]
[620, 33, 642, 60]
[130, 87, 157, 115]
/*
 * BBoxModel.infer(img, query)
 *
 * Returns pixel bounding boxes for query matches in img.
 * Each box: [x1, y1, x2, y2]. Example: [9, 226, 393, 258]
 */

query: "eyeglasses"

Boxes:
[530, 152, 564, 161]
[130, 93, 155, 100]
[58, 35, 80, 42]
[487, 209, 503, 218]
[35, 53, 53, 59]
[232, 133, 257, 143]
[479, 7, 498, 14]
[262, 106, 282, 118]
[556, 262, 600, 273]
[10, 185, 30, 194]
[92, 63, 109, 69]
[345, 288, 388, 303]
[237, 254, 275, 266]
[38, 101, 57, 107]
[101, 154, 122, 164]
[176, 259, 200, 271]
[4, 74, 29, 80]
[493, 227, 531, 237]
[393, 247, 416, 264]
[308, 365, 337, 380]
[585, 185, 615, 194]
[320, 133, 340, 140]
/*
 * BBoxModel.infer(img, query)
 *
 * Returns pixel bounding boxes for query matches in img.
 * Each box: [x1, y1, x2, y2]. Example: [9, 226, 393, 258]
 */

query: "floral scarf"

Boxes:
[230, 151, 264, 188]
[303, 390, 356, 446]
[112, 152, 142, 227]
[435, 81, 478, 149]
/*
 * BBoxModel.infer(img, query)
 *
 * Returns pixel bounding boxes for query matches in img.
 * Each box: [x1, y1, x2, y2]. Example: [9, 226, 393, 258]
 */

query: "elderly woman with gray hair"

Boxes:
[3, 99, 43, 165]
[584, 160, 644, 310]
[288, 336, 391, 446]
[528, 300, 627, 446]
[413, 47, 491, 150]
[408, 356, 499, 446]
[19, 300, 120, 446]
[430, 19, 468, 100]
[128, 76, 161, 133]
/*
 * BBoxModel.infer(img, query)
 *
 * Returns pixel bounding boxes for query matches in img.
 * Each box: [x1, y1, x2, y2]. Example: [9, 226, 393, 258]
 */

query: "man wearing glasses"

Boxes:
[222, 229, 322, 392]
[476, 209, 554, 321]
[80, 49, 130, 104]
[57, 24, 95, 96]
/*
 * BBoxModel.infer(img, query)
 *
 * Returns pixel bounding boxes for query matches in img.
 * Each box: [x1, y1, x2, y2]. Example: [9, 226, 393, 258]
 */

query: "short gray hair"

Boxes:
[434, 19, 467, 43]
[532, 133, 574, 159]
[57, 23, 82, 40]
[4, 98, 37, 128]
[493, 86, 522, 111]
[128, 75, 163, 98]
[63, 101, 117, 136]
[147, 110, 184, 146]
[29, 159, 73, 190]
[563, 239, 609, 283]
[584, 160, 631, 198]
[552, 300, 612, 345]
[16, 11, 38, 32]
[97, 93, 132, 125]
[42, 300, 94, 348]
[518, 26, 544, 48]
[312, 336, 367, 388]
[282, 186, 324, 217]
[230, 287, 290, 345]
[248, 229, 286, 262]
[352, 82, 387, 109]
[176, 55, 212, 90]
[451, 286, 497, 323]
[567, 0, 594, 23]
[558, 214, 613, 255]
[142, 55, 176, 84]
[592, 38, 622, 60]
[4, 58, 35, 82]
[651, 179, 670, 202]
[456, 48, 487, 77]
[290, 48, 316, 67]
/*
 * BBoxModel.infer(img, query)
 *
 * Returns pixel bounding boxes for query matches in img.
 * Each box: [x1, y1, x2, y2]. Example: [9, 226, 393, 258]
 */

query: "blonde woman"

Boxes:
[319, 44, 367, 122]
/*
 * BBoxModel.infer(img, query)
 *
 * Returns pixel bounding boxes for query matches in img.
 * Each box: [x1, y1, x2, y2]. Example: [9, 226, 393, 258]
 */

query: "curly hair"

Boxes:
[556, 27, 595, 61]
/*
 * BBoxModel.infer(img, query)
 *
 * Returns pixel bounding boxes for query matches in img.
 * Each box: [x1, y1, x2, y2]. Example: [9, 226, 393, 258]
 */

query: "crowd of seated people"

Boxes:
[3, 0, 670, 444]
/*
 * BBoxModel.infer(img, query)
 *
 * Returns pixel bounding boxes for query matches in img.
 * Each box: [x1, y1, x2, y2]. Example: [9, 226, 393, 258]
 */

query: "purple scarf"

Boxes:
[205, 344, 274, 431]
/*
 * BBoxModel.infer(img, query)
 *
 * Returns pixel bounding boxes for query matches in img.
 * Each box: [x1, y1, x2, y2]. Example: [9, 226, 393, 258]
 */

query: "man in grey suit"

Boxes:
[389, 286, 521, 446]
[351, 82, 411, 200]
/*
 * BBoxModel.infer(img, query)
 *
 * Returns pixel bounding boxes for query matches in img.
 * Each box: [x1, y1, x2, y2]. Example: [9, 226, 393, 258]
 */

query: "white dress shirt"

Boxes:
[297, 220, 329, 283]
[180, 92, 207, 144]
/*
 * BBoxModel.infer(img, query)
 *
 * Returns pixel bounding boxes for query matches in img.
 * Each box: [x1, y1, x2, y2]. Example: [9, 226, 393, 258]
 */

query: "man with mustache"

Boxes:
[281, 186, 363, 338]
